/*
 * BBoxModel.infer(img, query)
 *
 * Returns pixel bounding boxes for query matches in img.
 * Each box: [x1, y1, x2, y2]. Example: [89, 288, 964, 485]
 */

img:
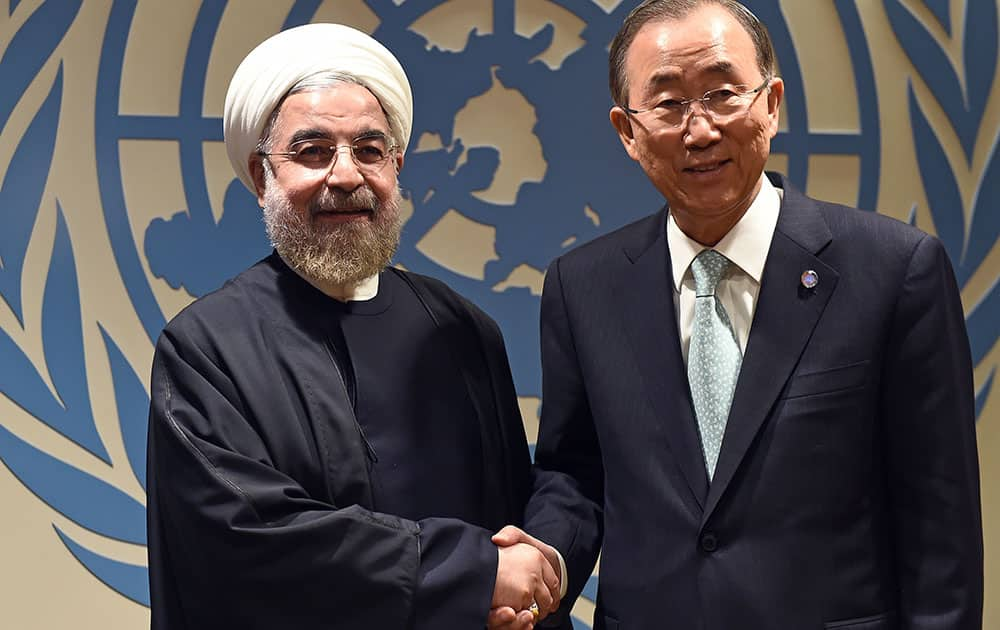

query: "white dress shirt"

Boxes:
[668, 175, 782, 364]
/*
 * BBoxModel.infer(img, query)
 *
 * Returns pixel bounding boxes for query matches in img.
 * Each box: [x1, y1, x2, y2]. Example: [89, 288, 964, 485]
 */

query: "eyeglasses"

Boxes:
[259, 135, 397, 175]
[623, 77, 772, 128]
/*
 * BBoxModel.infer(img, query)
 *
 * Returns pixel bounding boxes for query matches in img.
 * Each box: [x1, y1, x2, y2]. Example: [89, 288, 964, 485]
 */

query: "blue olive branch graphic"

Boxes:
[0, 206, 109, 461]
[49, 325, 152, 605]
[0, 0, 149, 604]
[0, 0, 83, 323]
[884, 0, 997, 161]
[0, 65, 62, 325]
[885, 0, 1000, 418]
[55, 525, 150, 606]
[0, 0, 82, 129]
[99, 324, 151, 491]
[923, 0, 955, 34]
[0, 205, 149, 602]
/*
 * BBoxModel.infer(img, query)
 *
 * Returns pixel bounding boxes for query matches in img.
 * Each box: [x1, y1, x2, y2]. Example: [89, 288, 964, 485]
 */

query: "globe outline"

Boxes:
[88, 1, 880, 620]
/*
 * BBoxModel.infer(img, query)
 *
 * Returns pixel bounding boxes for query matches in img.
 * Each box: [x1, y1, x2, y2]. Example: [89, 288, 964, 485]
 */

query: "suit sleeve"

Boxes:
[524, 257, 604, 626]
[147, 324, 497, 630]
[881, 234, 983, 628]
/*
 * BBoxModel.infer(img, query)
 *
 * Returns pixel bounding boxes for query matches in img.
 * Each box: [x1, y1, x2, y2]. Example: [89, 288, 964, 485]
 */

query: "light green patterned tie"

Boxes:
[688, 249, 742, 480]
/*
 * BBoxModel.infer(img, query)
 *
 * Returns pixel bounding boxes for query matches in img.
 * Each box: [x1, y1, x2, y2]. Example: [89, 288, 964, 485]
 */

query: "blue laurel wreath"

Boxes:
[884, 0, 1000, 419]
[0, 0, 149, 605]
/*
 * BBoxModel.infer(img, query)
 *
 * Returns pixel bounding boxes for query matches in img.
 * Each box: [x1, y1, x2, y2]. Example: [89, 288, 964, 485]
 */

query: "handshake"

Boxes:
[488, 525, 564, 630]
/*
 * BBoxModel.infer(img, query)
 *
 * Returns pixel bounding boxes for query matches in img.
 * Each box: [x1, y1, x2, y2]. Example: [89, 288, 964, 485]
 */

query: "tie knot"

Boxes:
[690, 249, 731, 295]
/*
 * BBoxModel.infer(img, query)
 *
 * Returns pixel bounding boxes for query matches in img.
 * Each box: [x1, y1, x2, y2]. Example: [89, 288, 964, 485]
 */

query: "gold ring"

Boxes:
[529, 601, 540, 619]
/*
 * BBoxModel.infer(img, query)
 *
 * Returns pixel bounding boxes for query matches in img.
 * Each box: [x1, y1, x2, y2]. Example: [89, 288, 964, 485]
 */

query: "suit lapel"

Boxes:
[619, 210, 709, 511]
[702, 177, 839, 522]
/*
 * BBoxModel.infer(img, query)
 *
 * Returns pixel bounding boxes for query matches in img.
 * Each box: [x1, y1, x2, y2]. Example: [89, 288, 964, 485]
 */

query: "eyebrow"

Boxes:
[700, 60, 738, 77]
[287, 128, 331, 145]
[286, 127, 389, 145]
[643, 60, 740, 90]
[354, 129, 389, 143]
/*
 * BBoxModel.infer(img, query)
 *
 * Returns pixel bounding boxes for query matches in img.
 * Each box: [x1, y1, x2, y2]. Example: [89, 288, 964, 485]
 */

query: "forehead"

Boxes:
[271, 82, 390, 140]
[624, 5, 759, 89]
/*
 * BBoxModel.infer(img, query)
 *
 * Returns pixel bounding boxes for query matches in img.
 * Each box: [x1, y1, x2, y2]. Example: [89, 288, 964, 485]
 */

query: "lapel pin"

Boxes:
[800, 270, 819, 289]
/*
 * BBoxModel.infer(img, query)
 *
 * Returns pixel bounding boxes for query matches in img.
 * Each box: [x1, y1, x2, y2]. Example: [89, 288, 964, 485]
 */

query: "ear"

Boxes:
[249, 155, 267, 207]
[765, 77, 784, 139]
[610, 106, 641, 162]
[394, 150, 404, 174]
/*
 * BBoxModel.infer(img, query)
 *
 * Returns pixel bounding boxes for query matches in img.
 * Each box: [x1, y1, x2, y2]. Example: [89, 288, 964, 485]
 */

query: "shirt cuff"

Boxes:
[554, 547, 568, 598]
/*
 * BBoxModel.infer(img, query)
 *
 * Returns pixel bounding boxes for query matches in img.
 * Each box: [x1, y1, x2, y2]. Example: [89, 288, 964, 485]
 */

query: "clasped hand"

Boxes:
[488, 526, 562, 630]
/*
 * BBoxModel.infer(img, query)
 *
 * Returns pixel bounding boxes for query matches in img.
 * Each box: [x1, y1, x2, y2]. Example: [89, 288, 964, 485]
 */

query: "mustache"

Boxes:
[310, 186, 379, 215]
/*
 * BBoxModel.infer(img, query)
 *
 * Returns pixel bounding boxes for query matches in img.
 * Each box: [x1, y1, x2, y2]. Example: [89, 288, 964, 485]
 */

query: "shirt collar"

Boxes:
[278, 252, 380, 302]
[667, 174, 782, 292]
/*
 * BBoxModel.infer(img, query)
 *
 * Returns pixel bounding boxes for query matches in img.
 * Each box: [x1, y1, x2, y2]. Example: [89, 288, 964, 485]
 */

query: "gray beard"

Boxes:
[262, 169, 403, 287]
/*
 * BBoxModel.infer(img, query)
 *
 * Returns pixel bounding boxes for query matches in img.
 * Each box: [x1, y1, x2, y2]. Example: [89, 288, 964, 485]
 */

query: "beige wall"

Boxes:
[0, 1, 996, 627]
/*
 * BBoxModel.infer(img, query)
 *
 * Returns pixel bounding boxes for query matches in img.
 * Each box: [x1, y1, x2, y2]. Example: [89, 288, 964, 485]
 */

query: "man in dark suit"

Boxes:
[519, 1, 984, 628]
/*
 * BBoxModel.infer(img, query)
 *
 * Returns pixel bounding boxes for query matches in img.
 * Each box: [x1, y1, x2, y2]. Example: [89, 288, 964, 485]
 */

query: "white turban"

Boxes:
[223, 23, 413, 193]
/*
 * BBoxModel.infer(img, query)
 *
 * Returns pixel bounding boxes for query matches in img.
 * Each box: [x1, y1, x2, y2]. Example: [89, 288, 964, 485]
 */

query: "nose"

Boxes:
[325, 145, 364, 191]
[682, 107, 722, 150]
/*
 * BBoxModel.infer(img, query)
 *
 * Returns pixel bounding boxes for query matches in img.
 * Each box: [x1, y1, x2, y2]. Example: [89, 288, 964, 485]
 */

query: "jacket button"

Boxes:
[700, 533, 719, 552]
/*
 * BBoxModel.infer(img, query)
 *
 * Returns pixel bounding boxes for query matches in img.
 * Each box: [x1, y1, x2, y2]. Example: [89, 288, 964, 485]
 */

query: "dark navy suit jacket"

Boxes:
[525, 173, 983, 630]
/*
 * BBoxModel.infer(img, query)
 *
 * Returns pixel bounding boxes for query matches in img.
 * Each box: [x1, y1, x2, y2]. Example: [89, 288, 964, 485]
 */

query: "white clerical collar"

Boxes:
[667, 174, 782, 293]
[279, 252, 380, 302]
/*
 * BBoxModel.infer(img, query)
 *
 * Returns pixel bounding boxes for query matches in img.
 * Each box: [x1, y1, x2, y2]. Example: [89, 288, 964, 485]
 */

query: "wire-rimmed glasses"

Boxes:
[259, 133, 397, 175]
[623, 77, 772, 128]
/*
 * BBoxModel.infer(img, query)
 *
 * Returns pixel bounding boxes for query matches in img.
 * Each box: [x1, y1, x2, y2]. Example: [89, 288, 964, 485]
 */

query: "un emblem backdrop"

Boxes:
[0, 0, 998, 627]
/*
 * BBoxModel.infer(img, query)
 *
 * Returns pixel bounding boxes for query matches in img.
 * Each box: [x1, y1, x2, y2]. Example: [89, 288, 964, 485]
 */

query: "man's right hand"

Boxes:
[492, 542, 560, 620]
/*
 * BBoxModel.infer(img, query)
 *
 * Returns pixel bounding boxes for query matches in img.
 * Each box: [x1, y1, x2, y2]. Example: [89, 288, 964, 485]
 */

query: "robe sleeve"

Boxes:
[147, 321, 498, 630]
[389, 269, 580, 629]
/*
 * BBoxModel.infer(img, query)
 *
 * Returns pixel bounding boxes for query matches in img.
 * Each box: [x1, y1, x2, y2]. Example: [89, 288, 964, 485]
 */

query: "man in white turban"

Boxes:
[146, 23, 574, 630]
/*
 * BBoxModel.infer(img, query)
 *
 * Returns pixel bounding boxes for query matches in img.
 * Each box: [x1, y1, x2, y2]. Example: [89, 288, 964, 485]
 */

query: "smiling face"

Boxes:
[610, 3, 783, 244]
[250, 82, 405, 286]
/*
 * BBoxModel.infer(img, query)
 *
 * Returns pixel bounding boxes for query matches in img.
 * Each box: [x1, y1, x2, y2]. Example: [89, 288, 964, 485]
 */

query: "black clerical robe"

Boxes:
[147, 253, 535, 629]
